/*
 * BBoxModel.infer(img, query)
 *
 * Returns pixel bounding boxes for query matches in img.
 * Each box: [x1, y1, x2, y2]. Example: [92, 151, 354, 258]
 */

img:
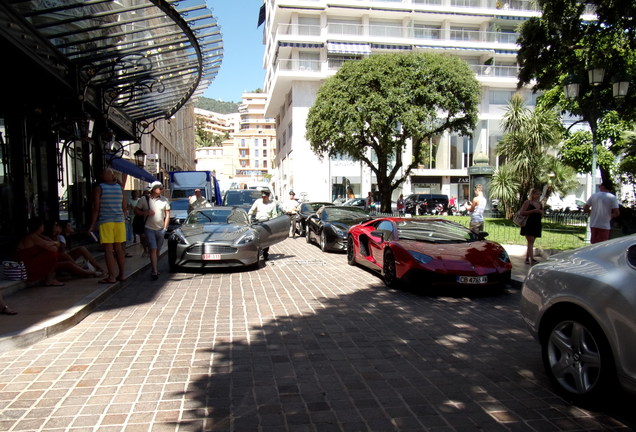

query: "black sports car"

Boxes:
[294, 202, 334, 236]
[306, 206, 373, 252]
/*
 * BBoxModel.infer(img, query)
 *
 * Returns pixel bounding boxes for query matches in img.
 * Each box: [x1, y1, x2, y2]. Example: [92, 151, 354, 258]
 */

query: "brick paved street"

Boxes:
[0, 237, 634, 431]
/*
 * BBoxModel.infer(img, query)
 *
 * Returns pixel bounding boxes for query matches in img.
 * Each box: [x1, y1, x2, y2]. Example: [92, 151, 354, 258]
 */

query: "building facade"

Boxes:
[195, 93, 277, 190]
[261, 0, 544, 203]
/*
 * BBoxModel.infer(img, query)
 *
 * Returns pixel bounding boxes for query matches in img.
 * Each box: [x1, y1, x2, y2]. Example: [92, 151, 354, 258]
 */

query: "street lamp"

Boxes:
[563, 68, 630, 241]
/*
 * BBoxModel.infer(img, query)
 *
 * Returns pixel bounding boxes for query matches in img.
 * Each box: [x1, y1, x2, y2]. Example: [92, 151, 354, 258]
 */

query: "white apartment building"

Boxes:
[195, 93, 276, 189]
[262, 0, 543, 203]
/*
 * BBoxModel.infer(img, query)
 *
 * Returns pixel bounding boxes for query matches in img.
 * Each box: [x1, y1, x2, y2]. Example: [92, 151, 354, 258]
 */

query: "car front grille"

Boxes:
[188, 244, 238, 255]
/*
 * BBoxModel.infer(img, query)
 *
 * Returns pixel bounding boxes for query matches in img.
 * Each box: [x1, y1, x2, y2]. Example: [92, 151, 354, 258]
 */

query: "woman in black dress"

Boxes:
[519, 188, 544, 264]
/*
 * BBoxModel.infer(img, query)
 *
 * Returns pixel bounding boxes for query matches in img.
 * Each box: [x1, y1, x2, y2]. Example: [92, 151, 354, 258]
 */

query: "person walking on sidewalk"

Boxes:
[89, 168, 127, 284]
[135, 181, 170, 280]
[584, 181, 620, 244]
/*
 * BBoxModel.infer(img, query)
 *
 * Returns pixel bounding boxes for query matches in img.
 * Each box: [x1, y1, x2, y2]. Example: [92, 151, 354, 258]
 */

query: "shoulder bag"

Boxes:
[513, 210, 528, 227]
[132, 196, 150, 235]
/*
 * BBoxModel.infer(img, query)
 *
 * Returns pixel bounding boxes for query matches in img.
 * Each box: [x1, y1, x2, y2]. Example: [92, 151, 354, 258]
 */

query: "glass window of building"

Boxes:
[298, 16, 320, 36]
[327, 18, 362, 36]
[369, 20, 402, 38]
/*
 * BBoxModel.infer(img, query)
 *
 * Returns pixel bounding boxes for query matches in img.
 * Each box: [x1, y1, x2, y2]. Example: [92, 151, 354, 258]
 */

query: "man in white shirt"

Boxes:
[248, 190, 278, 222]
[135, 181, 171, 280]
[248, 190, 279, 260]
[283, 191, 301, 238]
[188, 188, 210, 213]
[584, 182, 620, 244]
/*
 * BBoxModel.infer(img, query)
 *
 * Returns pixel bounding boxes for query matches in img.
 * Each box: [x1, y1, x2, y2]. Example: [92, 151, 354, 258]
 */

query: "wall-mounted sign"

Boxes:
[146, 153, 159, 175]
[451, 176, 470, 184]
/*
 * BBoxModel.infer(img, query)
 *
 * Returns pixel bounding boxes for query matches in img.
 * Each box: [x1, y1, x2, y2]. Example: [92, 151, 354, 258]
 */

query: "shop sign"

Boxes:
[451, 176, 470, 183]
[146, 153, 159, 174]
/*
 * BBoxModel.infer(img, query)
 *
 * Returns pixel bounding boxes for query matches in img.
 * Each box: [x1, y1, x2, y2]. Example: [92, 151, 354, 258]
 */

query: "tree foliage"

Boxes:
[516, 0, 636, 186]
[305, 53, 480, 212]
[493, 94, 577, 215]
[194, 97, 240, 114]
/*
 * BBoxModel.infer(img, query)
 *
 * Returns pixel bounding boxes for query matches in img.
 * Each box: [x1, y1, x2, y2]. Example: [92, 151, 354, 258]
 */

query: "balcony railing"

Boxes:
[288, 0, 541, 12]
[277, 59, 321, 73]
[283, 22, 519, 44]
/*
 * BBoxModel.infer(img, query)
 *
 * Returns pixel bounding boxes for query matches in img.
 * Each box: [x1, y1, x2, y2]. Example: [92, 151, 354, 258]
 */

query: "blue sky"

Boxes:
[203, 1, 265, 102]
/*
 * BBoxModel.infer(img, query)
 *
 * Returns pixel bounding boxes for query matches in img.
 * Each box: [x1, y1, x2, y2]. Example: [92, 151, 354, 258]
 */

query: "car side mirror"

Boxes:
[371, 230, 391, 242]
[477, 232, 489, 240]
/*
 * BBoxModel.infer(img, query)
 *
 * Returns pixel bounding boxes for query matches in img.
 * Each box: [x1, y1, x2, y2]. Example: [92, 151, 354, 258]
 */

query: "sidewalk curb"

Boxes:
[0, 250, 161, 353]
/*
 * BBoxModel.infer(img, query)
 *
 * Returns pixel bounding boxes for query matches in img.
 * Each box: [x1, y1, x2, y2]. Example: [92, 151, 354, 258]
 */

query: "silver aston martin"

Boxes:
[167, 207, 289, 270]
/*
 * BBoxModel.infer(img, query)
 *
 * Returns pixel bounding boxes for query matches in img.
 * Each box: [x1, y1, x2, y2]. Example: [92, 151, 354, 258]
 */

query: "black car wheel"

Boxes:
[383, 250, 399, 288]
[251, 248, 261, 270]
[320, 230, 328, 252]
[346, 236, 356, 265]
[306, 228, 312, 244]
[541, 312, 616, 402]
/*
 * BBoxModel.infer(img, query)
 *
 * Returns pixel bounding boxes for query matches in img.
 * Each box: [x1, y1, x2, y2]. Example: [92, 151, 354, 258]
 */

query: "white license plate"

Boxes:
[202, 253, 221, 260]
[457, 275, 488, 284]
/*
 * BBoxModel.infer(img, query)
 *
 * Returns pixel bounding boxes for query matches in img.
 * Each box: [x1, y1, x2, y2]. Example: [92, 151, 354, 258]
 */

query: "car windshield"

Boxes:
[223, 190, 262, 206]
[302, 202, 331, 212]
[186, 208, 248, 226]
[323, 207, 369, 222]
[396, 220, 477, 243]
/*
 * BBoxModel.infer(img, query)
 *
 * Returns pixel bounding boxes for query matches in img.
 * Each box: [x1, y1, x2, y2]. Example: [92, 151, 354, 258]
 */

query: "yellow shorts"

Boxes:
[99, 222, 126, 244]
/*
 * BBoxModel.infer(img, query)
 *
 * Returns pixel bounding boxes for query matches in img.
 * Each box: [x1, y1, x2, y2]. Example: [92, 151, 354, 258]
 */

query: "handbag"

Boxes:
[2, 260, 27, 281]
[513, 210, 528, 227]
[132, 195, 150, 235]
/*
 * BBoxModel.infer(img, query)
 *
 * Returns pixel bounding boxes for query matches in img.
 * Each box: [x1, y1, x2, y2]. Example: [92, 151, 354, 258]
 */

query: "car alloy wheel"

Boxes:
[542, 315, 615, 402]
[346, 236, 356, 265]
[383, 250, 399, 288]
[320, 231, 327, 252]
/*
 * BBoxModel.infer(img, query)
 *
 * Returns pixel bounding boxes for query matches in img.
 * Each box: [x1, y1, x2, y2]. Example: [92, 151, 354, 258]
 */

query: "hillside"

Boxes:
[194, 97, 239, 114]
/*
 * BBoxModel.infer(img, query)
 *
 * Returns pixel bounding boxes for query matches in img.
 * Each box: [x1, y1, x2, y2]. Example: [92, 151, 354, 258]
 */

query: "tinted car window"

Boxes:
[187, 208, 234, 225]
[223, 190, 262, 206]
[396, 220, 476, 243]
[322, 207, 369, 222]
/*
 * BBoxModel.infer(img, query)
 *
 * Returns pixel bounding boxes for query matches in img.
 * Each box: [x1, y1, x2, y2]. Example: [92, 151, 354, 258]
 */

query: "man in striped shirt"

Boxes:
[89, 168, 127, 284]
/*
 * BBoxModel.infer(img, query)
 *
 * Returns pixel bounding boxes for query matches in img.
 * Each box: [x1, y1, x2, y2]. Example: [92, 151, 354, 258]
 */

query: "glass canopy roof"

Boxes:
[8, 0, 223, 123]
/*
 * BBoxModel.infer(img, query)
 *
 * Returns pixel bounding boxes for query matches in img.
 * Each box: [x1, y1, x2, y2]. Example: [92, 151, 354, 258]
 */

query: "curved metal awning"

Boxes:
[7, 0, 223, 124]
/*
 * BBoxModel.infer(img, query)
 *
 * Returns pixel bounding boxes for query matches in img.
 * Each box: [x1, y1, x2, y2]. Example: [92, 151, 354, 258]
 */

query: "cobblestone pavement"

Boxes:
[0, 238, 634, 431]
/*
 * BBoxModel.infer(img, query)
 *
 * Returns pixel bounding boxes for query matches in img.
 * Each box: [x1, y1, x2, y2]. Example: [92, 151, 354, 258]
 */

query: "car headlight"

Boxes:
[498, 250, 510, 263]
[409, 251, 433, 265]
[171, 230, 189, 245]
[235, 231, 257, 246]
[331, 225, 346, 237]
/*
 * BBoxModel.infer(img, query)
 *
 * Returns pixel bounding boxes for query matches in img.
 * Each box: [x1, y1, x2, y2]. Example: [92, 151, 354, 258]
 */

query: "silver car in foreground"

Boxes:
[167, 207, 288, 271]
[520, 234, 636, 402]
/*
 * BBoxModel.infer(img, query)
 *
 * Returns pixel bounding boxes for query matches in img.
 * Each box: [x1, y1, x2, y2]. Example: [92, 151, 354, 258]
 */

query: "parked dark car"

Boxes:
[222, 189, 262, 208]
[347, 217, 511, 289]
[306, 206, 373, 252]
[167, 207, 289, 271]
[294, 202, 334, 236]
[404, 194, 449, 215]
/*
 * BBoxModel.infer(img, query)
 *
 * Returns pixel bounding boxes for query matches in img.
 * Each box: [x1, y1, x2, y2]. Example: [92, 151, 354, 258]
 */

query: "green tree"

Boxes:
[306, 53, 480, 212]
[495, 94, 578, 215]
[489, 164, 520, 218]
[516, 0, 636, 185]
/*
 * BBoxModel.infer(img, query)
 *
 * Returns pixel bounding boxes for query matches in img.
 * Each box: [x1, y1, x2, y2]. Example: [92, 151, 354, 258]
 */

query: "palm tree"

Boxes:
[490, 164, 520, 218]
[496, 93, 569, 210]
